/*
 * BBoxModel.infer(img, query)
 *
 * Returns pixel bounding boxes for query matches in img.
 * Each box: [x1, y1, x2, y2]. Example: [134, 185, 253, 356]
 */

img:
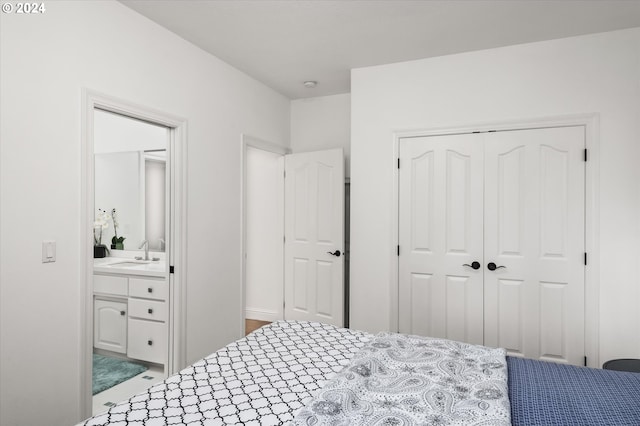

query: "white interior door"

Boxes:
[398, 134, 484, 344]
[398, 126, 585, 365]
[284, 149, 344, 326]
[483, 126, 585, 365]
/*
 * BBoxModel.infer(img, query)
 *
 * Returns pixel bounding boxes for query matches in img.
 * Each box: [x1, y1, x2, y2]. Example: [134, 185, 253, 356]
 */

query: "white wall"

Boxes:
[0, 2, 289, 425]
[350, 28, 640, 365]
[291, 93, 351, 177]
[245, 146, 284, 321]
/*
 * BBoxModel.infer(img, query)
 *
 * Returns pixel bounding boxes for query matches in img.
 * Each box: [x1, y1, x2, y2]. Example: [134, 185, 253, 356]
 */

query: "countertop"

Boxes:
[94, 256, 166, 278]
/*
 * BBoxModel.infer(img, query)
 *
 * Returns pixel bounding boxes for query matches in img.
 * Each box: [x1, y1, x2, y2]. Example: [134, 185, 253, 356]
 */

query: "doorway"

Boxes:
[397, 125, 587, 366]
[81, 91, 186, 419]
[243, 140, 287, 325]
[242, 138, 347, 332]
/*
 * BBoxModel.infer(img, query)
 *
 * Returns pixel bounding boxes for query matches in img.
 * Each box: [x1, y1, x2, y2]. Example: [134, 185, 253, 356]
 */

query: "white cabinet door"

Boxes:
[284, 149, 344, 326]
[398, 134, 484, 344]
[398, 126, 585, 365]
[483, 126, 585, 365]
[94, 299, 127, 354]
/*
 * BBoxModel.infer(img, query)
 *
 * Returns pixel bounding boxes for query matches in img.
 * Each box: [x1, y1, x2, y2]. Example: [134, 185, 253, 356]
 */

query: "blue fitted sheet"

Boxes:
[507, 356, 640, 425]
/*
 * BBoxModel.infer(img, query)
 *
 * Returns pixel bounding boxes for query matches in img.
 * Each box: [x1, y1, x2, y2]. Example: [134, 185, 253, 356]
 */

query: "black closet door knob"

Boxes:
[463, 261, 481, 270]
[487, 262, 506, 271]
[327, 250, 341, 257]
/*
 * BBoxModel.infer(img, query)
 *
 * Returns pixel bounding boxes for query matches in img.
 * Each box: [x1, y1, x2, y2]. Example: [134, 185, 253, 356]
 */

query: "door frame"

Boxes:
[390, 113, 600, 367]
[240, 135, 290, 334]
[80, 89, 188, 418]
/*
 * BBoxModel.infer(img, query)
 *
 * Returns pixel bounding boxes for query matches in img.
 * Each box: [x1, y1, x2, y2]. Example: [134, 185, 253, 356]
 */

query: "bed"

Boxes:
[80, 320, 640, 425]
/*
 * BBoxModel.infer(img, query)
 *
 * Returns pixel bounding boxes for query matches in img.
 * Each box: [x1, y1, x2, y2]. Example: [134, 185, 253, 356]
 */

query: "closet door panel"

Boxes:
[484, 126, 585, 365]
[399, 134, 483, 344]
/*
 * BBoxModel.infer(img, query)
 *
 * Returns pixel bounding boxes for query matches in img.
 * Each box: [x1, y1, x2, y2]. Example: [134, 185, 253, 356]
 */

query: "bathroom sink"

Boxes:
[107, 261, 151, 267]
[94, 258, 165, 277]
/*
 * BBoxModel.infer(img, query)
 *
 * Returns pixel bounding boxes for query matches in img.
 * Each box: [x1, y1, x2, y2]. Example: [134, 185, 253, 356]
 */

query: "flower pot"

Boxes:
[115, 243, 124, 250]
[94, 245, 107, 258]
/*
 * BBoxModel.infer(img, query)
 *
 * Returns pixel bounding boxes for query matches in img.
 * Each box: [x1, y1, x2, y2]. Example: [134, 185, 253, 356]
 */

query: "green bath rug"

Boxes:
[93, 354, 148, 395]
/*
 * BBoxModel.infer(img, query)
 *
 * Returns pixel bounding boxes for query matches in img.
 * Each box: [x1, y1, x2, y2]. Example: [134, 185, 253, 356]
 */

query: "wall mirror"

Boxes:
[94, 109, 168, 253]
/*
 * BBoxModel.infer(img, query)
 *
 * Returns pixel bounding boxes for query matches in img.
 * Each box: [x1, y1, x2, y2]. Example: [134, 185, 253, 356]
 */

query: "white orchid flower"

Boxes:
[94, 209, 112, 229]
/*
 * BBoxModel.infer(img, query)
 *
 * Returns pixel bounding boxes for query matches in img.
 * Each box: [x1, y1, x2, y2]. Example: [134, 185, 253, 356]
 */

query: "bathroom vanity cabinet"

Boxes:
[93, 272, 168, 366]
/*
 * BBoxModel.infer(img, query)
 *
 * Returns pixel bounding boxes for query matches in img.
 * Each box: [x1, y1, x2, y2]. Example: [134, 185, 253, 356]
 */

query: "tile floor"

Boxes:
[92, 365, 165, 416]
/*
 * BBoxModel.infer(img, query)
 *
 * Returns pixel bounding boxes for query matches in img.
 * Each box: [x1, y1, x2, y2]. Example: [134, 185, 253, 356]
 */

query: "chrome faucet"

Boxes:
[138, 240, 150, 261]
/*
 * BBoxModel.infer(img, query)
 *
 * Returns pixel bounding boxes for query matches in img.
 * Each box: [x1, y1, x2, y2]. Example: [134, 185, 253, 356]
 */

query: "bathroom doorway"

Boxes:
[81, 91, 187, 419]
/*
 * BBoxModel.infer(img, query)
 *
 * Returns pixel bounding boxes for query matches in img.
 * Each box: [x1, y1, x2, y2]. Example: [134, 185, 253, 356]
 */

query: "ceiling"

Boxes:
[121, 0, 640, 99]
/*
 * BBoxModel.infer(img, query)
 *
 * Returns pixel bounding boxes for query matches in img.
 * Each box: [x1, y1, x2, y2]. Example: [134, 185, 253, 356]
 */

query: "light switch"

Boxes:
[42, 240, 56, 263]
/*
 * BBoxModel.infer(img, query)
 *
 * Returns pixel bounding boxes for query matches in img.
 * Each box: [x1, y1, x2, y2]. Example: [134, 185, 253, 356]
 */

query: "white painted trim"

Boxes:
[80, 89, 188, 419]
[245, 308, 281, 323]
[240, 135, 289, 335]
[390, 113, 600, 367]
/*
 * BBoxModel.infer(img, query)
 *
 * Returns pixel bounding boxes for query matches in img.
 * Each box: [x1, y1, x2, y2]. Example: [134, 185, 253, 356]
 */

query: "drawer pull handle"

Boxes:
[148, 308, 153, 314]
[148, 340, 153, 346]
[120, 311, 126, 316]
[147, 287, 153, 293]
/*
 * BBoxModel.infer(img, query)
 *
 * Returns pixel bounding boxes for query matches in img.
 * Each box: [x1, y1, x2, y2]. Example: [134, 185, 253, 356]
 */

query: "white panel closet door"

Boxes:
[398, 134, 484, 344]
[284, 149, 344, 327]
[483, 126, 585, 365]
[398, 126, 585, 365]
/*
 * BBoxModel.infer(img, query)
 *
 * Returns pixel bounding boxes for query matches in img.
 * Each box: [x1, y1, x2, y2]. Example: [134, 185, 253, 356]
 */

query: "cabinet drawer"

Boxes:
[129, 278, 167, 301]
[128, 298, 167, 322]
[94, 274, 128, 296]
[127, 318, 166, 364]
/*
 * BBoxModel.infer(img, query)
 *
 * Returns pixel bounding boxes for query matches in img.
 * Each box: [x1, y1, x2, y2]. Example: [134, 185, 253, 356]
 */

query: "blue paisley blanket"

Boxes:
[292, 332, 511, 426]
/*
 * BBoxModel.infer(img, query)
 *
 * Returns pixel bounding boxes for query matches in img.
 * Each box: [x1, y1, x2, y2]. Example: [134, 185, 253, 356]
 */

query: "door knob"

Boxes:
[463, 261, 481, 270]
[487, 262, 506, 271]
[327, 250, 341, 257]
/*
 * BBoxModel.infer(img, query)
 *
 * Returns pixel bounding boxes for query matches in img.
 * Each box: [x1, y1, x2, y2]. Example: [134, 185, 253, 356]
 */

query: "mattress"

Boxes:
[80, 321, 640, 425]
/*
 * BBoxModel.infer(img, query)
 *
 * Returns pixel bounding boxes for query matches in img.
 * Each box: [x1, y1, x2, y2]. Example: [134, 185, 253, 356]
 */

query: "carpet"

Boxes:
[93, 354, 148, 395]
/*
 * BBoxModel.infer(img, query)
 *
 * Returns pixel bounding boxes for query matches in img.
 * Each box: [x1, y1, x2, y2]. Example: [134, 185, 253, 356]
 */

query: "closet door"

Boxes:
[483, 127, 585, 365]
[398, 134, 484, 344]
[398, 126, 585, 366]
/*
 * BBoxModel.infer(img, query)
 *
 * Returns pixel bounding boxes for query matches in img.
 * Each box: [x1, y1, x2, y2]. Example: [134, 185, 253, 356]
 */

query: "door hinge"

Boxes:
[584, 252, 587, 266]
[584, 149, 588, 162]
[170, 265, 175, 274]
[397, 158, 400, 169]
[397, 245, 400, 256]
[584, 356, 588, 367]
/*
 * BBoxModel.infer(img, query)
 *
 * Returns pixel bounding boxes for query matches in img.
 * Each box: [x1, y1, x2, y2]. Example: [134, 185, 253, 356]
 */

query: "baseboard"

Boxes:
[245, 308, 281, 322]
